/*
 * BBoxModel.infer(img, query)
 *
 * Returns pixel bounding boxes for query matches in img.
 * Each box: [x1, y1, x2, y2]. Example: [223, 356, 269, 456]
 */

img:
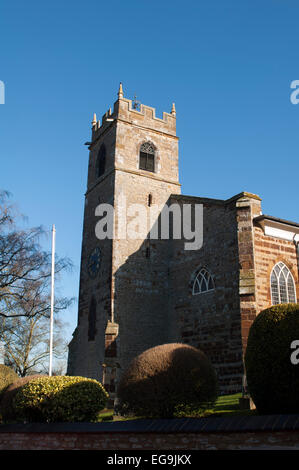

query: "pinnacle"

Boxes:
[118, 82, 124, 99]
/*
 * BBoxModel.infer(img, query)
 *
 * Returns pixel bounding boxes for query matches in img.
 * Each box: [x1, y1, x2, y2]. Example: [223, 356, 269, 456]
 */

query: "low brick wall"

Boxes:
[1, 414, 299, 450]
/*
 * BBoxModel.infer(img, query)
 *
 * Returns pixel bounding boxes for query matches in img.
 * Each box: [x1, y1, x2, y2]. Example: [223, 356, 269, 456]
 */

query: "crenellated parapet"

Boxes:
[91, 83, 177, 142]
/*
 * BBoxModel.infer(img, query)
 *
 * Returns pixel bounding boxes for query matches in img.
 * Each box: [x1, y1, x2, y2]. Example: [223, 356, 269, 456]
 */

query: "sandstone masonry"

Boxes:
[67, 84, 299, 400]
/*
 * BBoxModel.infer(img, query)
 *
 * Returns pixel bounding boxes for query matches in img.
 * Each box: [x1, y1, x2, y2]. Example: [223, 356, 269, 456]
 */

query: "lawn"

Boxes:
[210, 393, 256, 417]
[98, 393, 256, 421]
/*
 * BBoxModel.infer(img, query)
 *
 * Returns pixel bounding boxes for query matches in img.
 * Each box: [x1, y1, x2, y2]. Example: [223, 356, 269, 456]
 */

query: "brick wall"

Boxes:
[254, 225, 298, 313]
[2, 415, 299, 450]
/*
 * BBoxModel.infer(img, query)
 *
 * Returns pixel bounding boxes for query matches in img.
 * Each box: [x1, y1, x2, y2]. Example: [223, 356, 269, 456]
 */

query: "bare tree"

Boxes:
[0, 190, 74, 375]
[0, 313, 68, 376]
[0, 191, 73, 320]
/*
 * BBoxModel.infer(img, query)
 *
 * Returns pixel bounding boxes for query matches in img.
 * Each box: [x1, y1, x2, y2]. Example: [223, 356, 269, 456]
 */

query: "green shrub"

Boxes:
[245, 303, 299, 414]
[116, 343, 218, 418]
[0, 364, 18, 398]
[0, 375, 44, 422]
[13, 376, 109, 423]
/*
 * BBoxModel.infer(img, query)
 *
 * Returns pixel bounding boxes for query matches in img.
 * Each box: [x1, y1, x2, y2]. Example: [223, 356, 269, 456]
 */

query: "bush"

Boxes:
[0, 374, 44, 422]
[245, 303, 299, 414]
[12, 376, 109, 423]
[0, 364, 18, 398]
[116, 343, 218, 418]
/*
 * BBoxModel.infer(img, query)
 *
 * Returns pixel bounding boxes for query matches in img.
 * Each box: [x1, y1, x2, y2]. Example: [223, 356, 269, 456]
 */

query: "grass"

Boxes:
[209, 393, 256, 417]
[98, 409, 115, 421]
[98, 393, 257, 422]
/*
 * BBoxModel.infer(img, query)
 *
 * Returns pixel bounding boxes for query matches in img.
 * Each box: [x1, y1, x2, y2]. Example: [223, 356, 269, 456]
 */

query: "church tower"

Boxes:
[67, 84, 181, 399]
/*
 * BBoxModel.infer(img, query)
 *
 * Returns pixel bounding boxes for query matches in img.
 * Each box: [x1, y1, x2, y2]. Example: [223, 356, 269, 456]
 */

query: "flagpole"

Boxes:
[49, 224, 56, 376]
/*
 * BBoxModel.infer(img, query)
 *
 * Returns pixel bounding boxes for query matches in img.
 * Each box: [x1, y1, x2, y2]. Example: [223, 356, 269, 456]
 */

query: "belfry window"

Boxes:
[270, 262, 296, 304]
[139, 142, 155, 172]
[96, 144, 106, 178]
[192, 268, 215, 295]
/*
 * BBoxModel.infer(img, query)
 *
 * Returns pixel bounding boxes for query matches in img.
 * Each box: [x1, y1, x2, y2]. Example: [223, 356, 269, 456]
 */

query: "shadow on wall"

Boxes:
[110, 195, 244, 394]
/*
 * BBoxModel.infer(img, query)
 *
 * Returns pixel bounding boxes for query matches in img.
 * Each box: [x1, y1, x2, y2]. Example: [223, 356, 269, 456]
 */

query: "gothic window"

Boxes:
[96, 144, 106, 178]
[192, 268, 215, 295]
[139, 142, 155, 172]
[88, 296, 97, 341]
[270, 262, 296, 305]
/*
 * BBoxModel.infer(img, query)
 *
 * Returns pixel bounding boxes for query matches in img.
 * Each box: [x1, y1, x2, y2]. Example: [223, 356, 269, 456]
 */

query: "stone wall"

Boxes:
[67, 126, 117, 381]
[110, 93, 181, 380]
[169, 194, 244, 394]
[235, 193, 261, 354]
[68, 89, 182, 396]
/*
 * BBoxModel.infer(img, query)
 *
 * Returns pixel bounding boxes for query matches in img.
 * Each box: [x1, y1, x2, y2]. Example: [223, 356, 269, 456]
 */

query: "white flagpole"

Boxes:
[49, 224, 56, 377]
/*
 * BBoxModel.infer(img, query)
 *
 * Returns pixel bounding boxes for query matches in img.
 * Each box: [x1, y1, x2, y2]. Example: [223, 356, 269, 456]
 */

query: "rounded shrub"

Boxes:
[116, 343, 218, 418]
[0, 374, 44, 422]
[245, 303, 299, 414]
[0, 364, 18, 397]
[12, 376, 109, 423]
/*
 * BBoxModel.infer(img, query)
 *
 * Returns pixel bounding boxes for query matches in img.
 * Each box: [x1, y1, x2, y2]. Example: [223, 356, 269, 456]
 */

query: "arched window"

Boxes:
[96, 144, 106, 178]
[88, 296, 97, 341]
[192, 268, 215, 295]
[270, 262, 296, 304]
[139, 142, 155, 172]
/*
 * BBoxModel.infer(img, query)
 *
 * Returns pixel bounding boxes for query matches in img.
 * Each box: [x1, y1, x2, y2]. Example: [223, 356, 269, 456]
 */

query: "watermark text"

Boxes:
[94, 193, 203, 251]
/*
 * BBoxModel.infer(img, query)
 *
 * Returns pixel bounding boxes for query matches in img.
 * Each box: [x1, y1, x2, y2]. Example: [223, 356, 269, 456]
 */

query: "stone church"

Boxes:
[67, 84, 299, 399]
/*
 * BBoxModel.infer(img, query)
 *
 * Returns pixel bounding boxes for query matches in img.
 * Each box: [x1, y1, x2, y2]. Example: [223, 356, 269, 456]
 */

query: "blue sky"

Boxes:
[1, 0, 299, 343]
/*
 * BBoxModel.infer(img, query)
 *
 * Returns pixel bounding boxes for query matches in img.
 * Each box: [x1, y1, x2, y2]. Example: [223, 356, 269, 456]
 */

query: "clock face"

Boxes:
[87, 247, 101, 279]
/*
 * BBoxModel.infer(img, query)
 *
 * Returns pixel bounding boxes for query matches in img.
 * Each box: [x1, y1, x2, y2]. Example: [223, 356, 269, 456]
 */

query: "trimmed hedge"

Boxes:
[12, 376, 109, 423]
[116, 343, 218, 418]
[245, 303, 299, 414]
[0, 364, 18, 397]
[0, 374, 44, 422]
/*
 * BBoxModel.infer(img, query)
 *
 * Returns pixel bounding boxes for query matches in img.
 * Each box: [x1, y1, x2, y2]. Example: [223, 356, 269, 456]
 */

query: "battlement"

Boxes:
[91, 83, 177, 142]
